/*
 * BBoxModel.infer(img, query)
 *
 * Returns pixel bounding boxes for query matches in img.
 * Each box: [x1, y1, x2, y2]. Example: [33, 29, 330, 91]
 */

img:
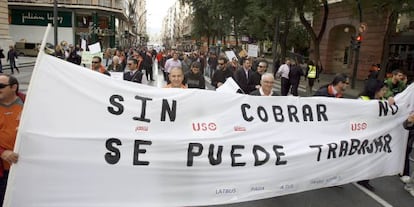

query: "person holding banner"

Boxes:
[91, 56, 110, 76]
[249, 73, 279, 96]
[165, 67, 187, 89]
[314, 73, 349, 98]
[0, 74, 22, 205]
[211, 57, 233, 88]
[403, 113, 414, 197]
[355, 79, 393, 191]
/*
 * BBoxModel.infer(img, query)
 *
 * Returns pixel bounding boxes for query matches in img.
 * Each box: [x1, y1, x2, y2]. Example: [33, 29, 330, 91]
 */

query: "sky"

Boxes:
[146, 0, 176, 36]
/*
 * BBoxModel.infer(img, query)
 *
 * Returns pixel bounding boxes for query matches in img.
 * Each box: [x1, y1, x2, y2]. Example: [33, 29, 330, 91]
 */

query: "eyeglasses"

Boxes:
[0, 83, 11, 89]
[218, 63, 225, 65]
[258, 65, 267, 68]
[91, 61, 100, 64]
[127, 63, 133, 65]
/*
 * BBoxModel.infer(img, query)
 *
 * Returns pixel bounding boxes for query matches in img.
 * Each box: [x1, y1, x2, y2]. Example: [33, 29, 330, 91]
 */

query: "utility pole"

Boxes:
[351, 0, 363, 89]
[53, 0, 58, 46]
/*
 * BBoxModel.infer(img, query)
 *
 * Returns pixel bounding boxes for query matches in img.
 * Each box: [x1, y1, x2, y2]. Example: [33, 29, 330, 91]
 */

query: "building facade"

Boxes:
[314, 1, 414, 80]
[7, 0, 139, 49]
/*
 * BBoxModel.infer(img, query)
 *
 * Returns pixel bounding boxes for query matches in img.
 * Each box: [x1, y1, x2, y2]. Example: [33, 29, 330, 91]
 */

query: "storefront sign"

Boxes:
[10, 9, 72, 27]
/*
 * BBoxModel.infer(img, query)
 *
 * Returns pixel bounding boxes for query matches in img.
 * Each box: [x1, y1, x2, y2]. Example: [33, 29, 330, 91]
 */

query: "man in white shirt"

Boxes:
[276, 59, 291, 96]
[164, 52, 182, 83]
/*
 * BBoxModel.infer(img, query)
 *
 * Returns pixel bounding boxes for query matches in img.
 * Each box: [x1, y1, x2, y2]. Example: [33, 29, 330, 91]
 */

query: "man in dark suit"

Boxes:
[233, 58, 256, 94]
[123, 58, 143, 83]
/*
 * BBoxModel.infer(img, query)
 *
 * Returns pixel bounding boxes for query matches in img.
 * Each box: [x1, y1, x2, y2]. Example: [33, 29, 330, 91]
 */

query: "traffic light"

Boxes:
[355, 34, 362, 48]
[350, 34, 362, 50]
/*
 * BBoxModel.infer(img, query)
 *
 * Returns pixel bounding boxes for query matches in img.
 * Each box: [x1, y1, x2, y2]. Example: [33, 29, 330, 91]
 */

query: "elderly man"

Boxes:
[107, 56, 123, 72]
[165, 67, 187, 88]
[249, 73, 279, 96]
[0, 74, 22, 205]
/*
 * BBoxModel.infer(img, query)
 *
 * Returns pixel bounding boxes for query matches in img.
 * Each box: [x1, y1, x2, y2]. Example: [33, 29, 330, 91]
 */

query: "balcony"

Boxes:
[8, 0, 124, 11]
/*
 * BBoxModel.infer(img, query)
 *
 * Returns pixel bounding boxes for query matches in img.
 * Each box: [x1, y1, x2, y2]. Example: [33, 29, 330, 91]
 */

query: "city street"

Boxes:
[7, 56, 414, 207]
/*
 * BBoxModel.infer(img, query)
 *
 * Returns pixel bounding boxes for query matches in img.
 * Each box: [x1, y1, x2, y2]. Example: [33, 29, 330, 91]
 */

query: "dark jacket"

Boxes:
[184, 71, 205, 89]
[288, 65, 304, 85]
[314, 84, 336, 97]
[123, 70, 143, 83]
[249, 89, 279, 96]
[251, 71, 262, 87]
[233, 67, 256, 94]
[211, 67, 234, 88]
[107, 63, 123, 72]
[403, 120, 414, 148]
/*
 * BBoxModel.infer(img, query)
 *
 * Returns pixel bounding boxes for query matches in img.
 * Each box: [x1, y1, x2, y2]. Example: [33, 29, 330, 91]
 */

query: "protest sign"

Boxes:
[4, 53, 413, 207]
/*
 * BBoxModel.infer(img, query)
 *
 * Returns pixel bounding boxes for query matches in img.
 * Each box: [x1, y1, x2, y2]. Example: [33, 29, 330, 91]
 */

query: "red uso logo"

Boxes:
[192, 122, 217, 131]
[351, 122, 367, 131]
[135, 126, 148, 132]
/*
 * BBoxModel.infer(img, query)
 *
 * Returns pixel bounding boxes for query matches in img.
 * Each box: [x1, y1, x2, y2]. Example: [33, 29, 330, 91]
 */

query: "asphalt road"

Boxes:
[10, 58, 414, 207]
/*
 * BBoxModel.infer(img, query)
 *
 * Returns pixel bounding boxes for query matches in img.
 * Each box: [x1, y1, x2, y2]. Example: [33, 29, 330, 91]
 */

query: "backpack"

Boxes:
[0, 50, 4, 59]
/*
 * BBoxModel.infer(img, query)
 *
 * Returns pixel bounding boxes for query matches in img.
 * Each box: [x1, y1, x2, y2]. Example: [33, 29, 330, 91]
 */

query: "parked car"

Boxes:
[15, 42, 55, 56]
[15, 42, 40, 56]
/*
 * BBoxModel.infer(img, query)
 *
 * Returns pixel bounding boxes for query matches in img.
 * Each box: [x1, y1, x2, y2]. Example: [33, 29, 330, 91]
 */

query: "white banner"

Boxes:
[4, 53, 413, 207]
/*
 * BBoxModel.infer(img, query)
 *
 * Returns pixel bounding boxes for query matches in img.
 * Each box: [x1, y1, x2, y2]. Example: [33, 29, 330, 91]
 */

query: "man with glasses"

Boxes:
[0, 74, 22, 205]
[314, 73, 349, 98]
[251, 61, 268, 90]
[211, 57, 233, 88]
[123, 58, 143, 84]
[91, 56, 110, 76]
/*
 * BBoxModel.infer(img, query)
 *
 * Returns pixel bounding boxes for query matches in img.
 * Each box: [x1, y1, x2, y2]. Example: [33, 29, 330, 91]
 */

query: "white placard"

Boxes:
[88, 42, 101, 54]
[247, 44, 258, 57]
[225, 51, 237, 61]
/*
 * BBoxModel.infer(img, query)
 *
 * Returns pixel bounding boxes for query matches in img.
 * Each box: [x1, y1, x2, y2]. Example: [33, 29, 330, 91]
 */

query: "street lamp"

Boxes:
[53, 0, 58, 46]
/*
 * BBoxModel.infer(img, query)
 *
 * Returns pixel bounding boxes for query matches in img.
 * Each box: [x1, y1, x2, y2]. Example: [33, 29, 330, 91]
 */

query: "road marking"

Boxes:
[352, 183, 393, 207]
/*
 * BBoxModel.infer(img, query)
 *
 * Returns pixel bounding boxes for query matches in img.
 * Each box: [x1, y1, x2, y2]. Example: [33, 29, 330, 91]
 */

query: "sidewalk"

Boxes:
[1, 56, 36, 71]
[264, 58, 365, 98]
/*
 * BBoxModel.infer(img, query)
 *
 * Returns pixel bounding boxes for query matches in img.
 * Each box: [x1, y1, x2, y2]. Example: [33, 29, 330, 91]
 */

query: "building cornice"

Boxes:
[8, 2, 127, 19]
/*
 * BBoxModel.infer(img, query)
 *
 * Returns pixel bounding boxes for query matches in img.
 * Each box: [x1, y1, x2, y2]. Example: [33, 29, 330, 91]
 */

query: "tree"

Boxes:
[295, 0, 329, 69]
[243, 0, 293, 67]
